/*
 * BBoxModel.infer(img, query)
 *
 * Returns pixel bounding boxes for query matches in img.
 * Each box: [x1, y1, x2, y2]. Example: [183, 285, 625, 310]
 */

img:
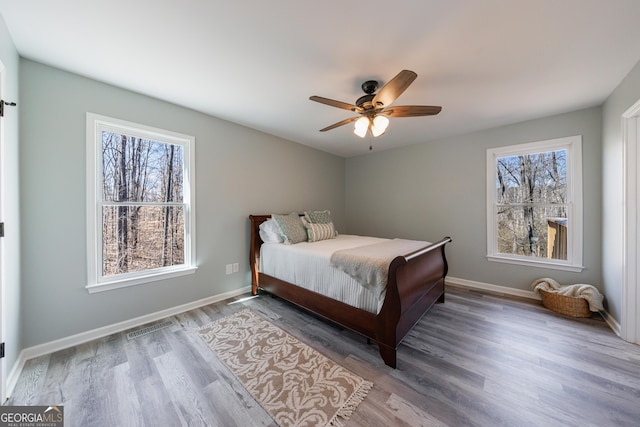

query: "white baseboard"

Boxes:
[446, 276, 541, 300]
[6, 286, 251, 400]
[599, 309, 622, 337]
[446, 276, 621, 336]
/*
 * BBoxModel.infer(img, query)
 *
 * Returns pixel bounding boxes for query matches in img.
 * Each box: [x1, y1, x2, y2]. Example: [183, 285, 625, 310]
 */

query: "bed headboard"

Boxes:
[249, 214, 271, 247]
[249, 215, 270, 294]
[249, 213, 306, 294]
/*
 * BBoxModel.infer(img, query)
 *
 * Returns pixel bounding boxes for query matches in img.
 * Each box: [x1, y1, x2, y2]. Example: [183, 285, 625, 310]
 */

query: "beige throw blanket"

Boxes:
[531, 278, 604, 312]
[330, 239, 430, 298]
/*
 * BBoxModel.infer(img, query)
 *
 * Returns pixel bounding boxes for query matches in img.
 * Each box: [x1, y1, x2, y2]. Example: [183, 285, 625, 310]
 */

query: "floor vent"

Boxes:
[126, 320, 174, 340]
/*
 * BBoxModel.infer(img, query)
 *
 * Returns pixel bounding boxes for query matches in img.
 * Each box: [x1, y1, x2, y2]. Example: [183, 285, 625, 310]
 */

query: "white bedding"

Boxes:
[259, 235, 389, 314]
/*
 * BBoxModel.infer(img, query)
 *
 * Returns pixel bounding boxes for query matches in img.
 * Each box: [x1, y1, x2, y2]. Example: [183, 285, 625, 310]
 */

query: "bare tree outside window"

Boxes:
[86, 113, 195, 292]
[495, 149, 567, 260]
[487, 136, 582, 271]
[101, 132, 185, 276]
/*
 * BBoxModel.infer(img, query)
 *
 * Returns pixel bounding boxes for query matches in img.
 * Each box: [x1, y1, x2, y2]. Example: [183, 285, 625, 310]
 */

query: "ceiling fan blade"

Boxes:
[319, 116, 360, 132]
[372, 70, 417, 108]
[380, 105, 442, 117]
[309, 96, 363, 113]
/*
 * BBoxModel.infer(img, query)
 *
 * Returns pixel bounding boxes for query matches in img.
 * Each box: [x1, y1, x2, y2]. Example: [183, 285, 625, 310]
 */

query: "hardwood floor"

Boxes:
[7, 286, 640, 426]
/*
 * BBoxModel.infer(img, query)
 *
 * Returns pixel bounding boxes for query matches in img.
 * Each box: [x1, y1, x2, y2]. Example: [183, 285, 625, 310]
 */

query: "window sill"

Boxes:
[86, 266, 198, 294]
[486, 255, 584, 272]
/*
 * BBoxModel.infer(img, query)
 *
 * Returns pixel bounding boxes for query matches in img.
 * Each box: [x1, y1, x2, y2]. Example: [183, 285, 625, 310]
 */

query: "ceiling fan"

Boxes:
[309, 70, 442, 140]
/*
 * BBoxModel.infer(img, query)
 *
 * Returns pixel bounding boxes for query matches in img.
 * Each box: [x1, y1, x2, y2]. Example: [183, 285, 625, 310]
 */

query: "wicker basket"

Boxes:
[539, 289, 591, 317]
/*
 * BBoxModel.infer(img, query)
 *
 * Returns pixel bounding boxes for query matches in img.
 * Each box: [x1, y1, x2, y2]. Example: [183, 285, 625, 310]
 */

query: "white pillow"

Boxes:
[259, 219, 284, 243]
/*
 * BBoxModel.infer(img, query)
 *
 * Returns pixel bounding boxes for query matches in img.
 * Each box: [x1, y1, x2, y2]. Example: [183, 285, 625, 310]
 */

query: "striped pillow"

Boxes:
[306, 222, 336, 242]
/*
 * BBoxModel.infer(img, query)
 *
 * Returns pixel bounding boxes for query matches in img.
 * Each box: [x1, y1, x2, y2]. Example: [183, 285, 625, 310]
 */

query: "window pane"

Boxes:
[102, 205, 185, 276]
[102, 132, 184, 203]
[496, 150, 566, 204]
[497, 205, 568, 260]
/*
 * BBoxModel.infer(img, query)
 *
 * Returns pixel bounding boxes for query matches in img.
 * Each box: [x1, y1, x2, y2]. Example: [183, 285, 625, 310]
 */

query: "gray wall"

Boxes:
[19, 59, 345, 348]
[345, 107, 602, 293]
[602, 58, 640, 322]
[0, 14, 22, 391]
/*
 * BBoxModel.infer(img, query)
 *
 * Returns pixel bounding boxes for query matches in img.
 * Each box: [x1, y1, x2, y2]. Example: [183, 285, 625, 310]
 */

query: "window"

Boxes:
[86, 113, 196, 292]
[486, 135, 583, 272]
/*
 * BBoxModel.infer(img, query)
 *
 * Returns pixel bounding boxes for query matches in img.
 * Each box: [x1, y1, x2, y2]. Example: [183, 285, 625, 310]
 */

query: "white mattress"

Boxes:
[259, 234, 389, 314]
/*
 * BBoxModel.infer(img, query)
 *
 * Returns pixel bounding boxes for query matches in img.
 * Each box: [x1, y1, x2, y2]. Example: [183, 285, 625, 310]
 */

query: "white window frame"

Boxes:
[486, 135, 584, 272]
[86, 113, 196, 293]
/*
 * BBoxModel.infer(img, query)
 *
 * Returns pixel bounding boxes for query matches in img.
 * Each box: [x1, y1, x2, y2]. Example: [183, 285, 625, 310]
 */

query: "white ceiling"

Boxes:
[2, 1, 640, 157]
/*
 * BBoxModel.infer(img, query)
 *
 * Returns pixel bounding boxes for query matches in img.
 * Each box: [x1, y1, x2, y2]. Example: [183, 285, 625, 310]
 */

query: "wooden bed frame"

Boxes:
[249, 214, 452, 368]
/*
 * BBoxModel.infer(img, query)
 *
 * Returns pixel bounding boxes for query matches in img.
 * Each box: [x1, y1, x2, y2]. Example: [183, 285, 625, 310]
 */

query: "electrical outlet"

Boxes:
[232, 262, 239, 273]
[225, 264, 233, 275]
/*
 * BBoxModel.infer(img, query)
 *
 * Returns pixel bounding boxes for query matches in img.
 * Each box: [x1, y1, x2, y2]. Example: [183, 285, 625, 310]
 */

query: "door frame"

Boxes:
[0, 59, 6, 400]
[622, 98, 640, 344]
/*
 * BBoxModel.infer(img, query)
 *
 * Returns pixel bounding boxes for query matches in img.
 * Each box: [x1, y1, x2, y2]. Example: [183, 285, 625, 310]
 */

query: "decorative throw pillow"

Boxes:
[271, 212, 307, 244]
[304, 210, 333, 224]
[305, 222, 336, 242]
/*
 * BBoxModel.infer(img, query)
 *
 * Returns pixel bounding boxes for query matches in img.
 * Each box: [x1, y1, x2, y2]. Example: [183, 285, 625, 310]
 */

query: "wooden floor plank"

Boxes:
[7, 355, 49, 405]
[153, 351, 216, 426]
[7, 286, 640, 426]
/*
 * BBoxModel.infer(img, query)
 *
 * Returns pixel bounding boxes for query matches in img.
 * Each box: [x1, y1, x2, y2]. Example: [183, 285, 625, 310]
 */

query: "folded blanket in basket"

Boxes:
[531, 278, 604, 312]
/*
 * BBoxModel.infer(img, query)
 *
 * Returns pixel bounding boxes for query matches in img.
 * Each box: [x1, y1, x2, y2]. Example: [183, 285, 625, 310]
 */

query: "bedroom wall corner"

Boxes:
[601, 57, 640, 324]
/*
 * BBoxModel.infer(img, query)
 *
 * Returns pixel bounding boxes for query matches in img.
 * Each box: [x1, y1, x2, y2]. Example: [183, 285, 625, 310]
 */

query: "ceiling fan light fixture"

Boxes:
[371, 115, 389, 137]
[354, 116, 369, 138]
[310, 70, 441, 144]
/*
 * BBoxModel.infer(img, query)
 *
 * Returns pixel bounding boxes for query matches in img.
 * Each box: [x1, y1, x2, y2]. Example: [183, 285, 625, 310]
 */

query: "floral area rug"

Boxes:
[198, 309, 373, 426]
